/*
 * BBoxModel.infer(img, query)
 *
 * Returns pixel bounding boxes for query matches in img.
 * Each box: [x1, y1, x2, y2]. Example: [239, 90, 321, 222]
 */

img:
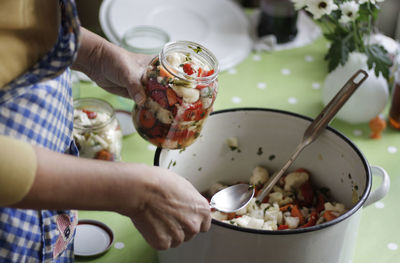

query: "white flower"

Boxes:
[291, 0, 308, 10]
[358, 0, 384, 4]
[306, 0, 339, 20]
[339, 1, 360, 24]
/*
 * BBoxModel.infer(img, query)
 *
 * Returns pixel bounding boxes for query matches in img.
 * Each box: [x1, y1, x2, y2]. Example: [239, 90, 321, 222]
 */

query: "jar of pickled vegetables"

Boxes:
[73, 98, 122, 161]
[133, 40, 219, 149]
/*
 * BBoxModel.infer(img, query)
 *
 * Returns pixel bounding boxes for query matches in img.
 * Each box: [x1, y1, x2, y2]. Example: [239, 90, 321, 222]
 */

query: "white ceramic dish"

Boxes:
[154, 108, 390, 263]
[99, 0, 252, 71]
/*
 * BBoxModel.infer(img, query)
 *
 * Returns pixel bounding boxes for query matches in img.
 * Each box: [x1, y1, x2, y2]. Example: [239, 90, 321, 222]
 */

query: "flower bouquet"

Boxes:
[291, 0, 396, 125]
[291, 0, 392, 79]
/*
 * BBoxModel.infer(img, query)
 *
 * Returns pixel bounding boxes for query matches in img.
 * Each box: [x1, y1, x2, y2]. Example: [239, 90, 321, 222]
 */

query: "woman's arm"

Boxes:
[71, 27, 152, 105]
[11, 144, 211, 249]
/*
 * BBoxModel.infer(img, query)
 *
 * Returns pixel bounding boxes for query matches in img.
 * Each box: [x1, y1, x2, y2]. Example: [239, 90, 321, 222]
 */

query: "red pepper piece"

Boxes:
[205, 69, 215, 76]
[183, 63, 194, 75]
[300, 181, 314, 206]
[147, 79, 167, 94]
[316, 193, 325, 213]
[301, 211, 318, 228]
[150, 90, 169, 109]
[82, 109, 97, 119]
[278, 224, 289, 230]
[181, 100, 204, 121]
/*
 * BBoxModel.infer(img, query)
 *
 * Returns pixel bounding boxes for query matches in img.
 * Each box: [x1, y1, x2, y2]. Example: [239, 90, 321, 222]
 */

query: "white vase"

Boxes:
[322, 52, 389, 124]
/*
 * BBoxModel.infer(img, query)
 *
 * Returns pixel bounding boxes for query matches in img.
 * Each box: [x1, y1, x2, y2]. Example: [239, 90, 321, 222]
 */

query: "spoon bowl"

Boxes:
[210, 184, 255, 213]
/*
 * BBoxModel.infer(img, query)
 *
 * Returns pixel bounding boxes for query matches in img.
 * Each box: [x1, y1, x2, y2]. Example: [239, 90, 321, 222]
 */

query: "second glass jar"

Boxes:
[132, 41, 219, 149]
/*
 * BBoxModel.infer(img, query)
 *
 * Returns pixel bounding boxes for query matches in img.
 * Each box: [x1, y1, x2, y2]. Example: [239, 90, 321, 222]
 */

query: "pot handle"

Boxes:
[363, 165, 390, 207]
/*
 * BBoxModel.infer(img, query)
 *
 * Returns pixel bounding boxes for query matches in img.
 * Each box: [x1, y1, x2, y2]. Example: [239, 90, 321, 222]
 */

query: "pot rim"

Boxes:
[154, 107, 372, 235]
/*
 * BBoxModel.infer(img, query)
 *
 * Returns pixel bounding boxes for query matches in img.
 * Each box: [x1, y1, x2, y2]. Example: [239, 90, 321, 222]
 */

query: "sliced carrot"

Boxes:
[159, 66, 174, 79]
[291, 205, 305, 225]
[226, 213, 237, 220]
[323, 210, 337, 222]
[166, 88, 179, 106]
[95, 149, 114, 161]
[279, 204, 293, 212]
[139, 108, 156, 129]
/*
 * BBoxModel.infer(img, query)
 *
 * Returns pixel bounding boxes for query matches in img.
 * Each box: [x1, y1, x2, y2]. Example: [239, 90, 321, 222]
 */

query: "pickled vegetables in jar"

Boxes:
[133, 41, 219, 149]
[73, 98, 122, 161]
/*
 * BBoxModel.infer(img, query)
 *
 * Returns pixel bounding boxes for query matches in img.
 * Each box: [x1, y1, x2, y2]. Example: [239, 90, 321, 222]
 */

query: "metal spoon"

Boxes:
[210, 184, 255, 213]
[209, 69, 368, 213]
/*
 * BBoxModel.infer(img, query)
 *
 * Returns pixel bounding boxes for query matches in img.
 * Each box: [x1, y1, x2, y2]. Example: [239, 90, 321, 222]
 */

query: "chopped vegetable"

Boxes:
[206, 165, 348, 231]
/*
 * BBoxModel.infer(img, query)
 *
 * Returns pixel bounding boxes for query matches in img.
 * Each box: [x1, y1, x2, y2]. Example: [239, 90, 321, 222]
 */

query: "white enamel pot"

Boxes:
[154, 108, 390, 263]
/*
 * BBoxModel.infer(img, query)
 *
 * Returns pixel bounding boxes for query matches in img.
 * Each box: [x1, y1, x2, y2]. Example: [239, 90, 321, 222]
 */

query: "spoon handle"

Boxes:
[256, 69, 368, 202]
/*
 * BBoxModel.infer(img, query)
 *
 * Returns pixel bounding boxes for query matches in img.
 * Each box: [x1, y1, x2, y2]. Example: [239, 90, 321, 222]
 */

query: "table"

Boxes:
[75, 35, 400, 263]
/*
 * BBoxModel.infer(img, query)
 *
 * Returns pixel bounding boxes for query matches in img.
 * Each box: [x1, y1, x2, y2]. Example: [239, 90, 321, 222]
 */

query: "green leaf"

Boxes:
[324, 31, 355, 72]
[365, 44, 393, 80]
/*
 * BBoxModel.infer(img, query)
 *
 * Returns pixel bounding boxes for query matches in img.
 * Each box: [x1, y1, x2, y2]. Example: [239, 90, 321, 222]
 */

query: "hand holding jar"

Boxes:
[132, 41, 219, 149]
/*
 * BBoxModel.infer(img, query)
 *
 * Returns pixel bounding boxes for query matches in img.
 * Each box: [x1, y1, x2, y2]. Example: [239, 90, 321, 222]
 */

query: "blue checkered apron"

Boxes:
[0, 0, 81, 262]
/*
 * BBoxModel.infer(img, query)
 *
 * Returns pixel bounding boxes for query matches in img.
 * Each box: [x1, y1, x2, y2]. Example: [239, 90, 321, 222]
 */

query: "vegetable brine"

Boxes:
[132, 41, 219, 149]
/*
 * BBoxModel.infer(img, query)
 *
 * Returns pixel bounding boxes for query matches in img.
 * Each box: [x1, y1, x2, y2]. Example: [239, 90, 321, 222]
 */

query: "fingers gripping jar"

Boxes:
[73, 98, 122, 161]
[133, 41, 219, 149]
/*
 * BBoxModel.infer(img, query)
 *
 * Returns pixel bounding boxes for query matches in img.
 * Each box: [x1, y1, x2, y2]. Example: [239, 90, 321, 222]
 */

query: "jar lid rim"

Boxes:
[121, 25, 170, 55]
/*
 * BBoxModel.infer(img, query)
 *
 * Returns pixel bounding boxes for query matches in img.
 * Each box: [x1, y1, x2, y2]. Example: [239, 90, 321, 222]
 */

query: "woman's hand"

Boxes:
[123, 166, 212, 250]
[72, 27, 153, 105]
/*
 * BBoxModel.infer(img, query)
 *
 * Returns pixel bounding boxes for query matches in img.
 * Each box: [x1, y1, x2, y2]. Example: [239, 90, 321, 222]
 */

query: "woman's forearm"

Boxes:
[13, 145, 152, 214]
[71, 27, 109, 76]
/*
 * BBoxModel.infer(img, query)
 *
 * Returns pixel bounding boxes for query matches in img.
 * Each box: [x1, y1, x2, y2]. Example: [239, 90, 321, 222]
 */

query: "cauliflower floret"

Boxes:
[249, 208, 265, 220]
[324, 202, 346, 214]
[166, 52, 186, 67]
[247, 217, 265, 229]
[250, 166, 269, 187]
[268, 192, 283, 204]
[284, 170, 309, 192]
[264, 203, 283, 225]
[262, 220, 278, 230]
[230, 215, 251, 227]
[211, 211, 228, 221]
[226, 136, 239, 150]
[246, 198, 259, 213]
[285, 216, 300, 229]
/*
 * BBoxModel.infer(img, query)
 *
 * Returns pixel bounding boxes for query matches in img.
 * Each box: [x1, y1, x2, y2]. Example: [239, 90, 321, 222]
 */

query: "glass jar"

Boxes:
[73, 98, 122, 161]
[132, 40, 219, 149]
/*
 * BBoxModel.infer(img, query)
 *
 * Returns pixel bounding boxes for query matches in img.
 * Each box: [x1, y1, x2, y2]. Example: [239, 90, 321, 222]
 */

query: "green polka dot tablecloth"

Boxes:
[76, 36, 400, 263]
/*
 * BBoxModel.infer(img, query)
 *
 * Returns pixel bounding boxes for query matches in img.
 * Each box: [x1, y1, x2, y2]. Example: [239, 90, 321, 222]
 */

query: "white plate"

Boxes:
[74, 220, 114, 257]
[99, 0, 253, 71]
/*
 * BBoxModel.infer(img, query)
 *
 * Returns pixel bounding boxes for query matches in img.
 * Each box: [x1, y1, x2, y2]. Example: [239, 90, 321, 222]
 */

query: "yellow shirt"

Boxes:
[0, 0, 59, 204]
[0, 0, 59, 88]
[0, 136, 37, 205]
